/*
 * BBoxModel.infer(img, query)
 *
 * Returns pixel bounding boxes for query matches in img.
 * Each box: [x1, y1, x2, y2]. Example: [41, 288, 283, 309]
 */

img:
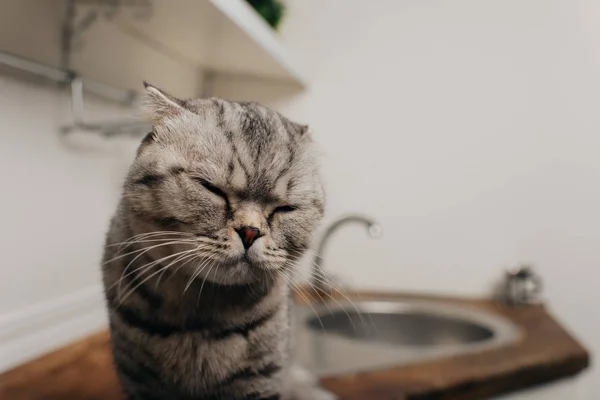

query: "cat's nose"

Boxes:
[236, 226, 261, 249]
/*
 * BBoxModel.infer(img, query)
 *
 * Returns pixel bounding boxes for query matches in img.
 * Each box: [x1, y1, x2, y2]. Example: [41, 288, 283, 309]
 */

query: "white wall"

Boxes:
[213, 0, 600, 397]
[0, 77, 137, 370]
[0, 78, 129, 313]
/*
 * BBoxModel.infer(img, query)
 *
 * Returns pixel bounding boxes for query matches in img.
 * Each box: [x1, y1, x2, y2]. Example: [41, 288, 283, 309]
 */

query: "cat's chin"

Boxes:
[190, 258, 279, 286]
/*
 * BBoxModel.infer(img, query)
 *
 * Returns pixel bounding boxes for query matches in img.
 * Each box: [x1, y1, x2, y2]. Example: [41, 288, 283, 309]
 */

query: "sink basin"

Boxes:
[294, 299, 520, 377]
[307, 309, 494, 346]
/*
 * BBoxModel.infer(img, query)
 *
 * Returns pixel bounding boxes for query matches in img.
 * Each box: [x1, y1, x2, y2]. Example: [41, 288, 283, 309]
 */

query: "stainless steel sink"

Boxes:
[307, 308, 495, 346]
[294, 299, 521, 377]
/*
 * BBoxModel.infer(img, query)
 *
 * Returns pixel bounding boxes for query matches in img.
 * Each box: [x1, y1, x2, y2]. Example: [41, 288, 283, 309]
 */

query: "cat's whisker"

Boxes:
[112, 231, 190, 243]
[246, 273, 260, 298]
[278, 270, 326, 331]
[184, 261, 207, 292]
[286, 247, 324, 260]
[306, 264, 378, 333]
[106, 237, 196, 249]
[110, 250, 184, 293]
[197, 263, 217, 306]
[103, 240, 193, 266]
[220, 268, 231, 285]
[120, 230, 193, 242]
[116, 232, 220, 249]
[286, 260, 363, 332]
[286, 264, 334, 317]
[163, 254, 200, 285]
[112, 248, 196, 293]
[111, 237, 218, 256]
[154, 251, 199, 289]
[117, 240, 207, 287]
[111, 231, 194, 251]
[118, 250, 198, 305]
[184, 255, 216, 293]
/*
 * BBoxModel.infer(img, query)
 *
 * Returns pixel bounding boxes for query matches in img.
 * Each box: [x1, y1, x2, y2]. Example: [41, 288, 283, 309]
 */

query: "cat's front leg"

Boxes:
[285, 365, 337, 400]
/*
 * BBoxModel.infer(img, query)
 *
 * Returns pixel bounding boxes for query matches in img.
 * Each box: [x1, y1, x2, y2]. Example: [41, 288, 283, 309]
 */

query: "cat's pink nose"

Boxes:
[236, 226, 261, 249]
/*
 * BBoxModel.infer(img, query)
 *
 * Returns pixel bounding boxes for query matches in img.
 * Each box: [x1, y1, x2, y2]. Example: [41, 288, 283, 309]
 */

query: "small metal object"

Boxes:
[311, 214, 382, 294]
[499, 264, 543, 305]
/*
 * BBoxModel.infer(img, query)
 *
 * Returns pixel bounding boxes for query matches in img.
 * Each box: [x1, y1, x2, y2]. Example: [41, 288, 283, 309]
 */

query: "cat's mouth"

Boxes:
[190, 256, 273, 286]
[237, 253, 266, 271]
[231, 253, 281, 274]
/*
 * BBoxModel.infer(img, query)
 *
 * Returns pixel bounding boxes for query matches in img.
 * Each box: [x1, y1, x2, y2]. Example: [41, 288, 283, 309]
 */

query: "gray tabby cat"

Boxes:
[101, 83, 335, 400]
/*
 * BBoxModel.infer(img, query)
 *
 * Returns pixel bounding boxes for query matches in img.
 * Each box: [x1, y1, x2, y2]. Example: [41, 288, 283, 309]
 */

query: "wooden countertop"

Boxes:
[0, 290, 590, 400]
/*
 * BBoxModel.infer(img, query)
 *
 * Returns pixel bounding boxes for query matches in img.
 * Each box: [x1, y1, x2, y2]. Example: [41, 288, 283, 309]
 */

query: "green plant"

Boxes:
[246, 0, 286, 30]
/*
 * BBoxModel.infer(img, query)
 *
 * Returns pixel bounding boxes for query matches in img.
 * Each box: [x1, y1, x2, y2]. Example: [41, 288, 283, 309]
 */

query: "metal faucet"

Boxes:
[311, 214, 382, 293]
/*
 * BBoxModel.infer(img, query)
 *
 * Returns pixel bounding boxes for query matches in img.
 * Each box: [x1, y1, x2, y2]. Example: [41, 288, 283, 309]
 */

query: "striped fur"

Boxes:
[101, 84, 332, 400]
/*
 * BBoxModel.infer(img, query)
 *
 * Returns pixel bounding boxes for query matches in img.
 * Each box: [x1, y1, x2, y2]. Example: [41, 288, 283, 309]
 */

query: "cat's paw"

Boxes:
[286, 365, 337, 400]
[310, 387, 338, 400]
[290, 386, 337, 400]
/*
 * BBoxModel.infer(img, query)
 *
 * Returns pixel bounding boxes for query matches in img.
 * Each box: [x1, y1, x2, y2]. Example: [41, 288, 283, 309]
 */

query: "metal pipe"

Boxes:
[64, 75, 149, 136]
[0, 50, 149, 136]
[0, 51, 136, 106]
[70, 78, 85, 125]
[83, 79, 137, 105]
[61, 0, 77, 71]
[0, 51, 70, 83]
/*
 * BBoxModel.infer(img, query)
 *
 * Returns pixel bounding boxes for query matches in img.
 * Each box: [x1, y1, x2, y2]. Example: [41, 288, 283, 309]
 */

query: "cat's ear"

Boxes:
[296, 123, 310, 137]
[286, 119, 311, 138]
[141, 81, 185, 124]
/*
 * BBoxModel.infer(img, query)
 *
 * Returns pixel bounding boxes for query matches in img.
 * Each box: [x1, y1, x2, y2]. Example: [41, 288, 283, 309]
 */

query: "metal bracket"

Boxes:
[56, 1, 154, 138]
[61, 0, 153, 70]
[0, 50, 149, 137]
[61, 77, 150, 137]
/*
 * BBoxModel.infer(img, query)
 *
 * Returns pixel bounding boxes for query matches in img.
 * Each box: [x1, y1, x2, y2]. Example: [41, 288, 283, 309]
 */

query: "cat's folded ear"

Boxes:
[284, 117, 311, 138]
[141, 81, 186, 124]
[294, 123, 310, 137]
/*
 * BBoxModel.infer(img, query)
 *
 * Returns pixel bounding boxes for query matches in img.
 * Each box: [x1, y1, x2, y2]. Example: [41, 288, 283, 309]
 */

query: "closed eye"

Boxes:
[269, 205, 297, 222]
[273, 205, 297, 213]
[135, 174, 162, 186]
[193, 178, 228, 200]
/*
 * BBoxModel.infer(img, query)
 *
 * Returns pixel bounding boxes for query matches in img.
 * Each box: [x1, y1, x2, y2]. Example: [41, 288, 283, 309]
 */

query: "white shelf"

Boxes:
[2, 0, 307, 99]
[101, 0, 307, 88]
[208, 0, 307, 86]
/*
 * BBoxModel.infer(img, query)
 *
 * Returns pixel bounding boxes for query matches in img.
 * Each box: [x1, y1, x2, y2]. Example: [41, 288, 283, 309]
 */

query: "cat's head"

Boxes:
[121, 83, 324, 285]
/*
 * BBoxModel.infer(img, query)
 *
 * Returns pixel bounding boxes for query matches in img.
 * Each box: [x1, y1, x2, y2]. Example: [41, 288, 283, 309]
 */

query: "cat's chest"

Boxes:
[146, 307, 289, 389]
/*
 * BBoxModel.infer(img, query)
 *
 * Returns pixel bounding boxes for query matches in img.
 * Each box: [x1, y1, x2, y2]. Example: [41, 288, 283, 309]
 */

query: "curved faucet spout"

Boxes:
[311, 214, 382, 293]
